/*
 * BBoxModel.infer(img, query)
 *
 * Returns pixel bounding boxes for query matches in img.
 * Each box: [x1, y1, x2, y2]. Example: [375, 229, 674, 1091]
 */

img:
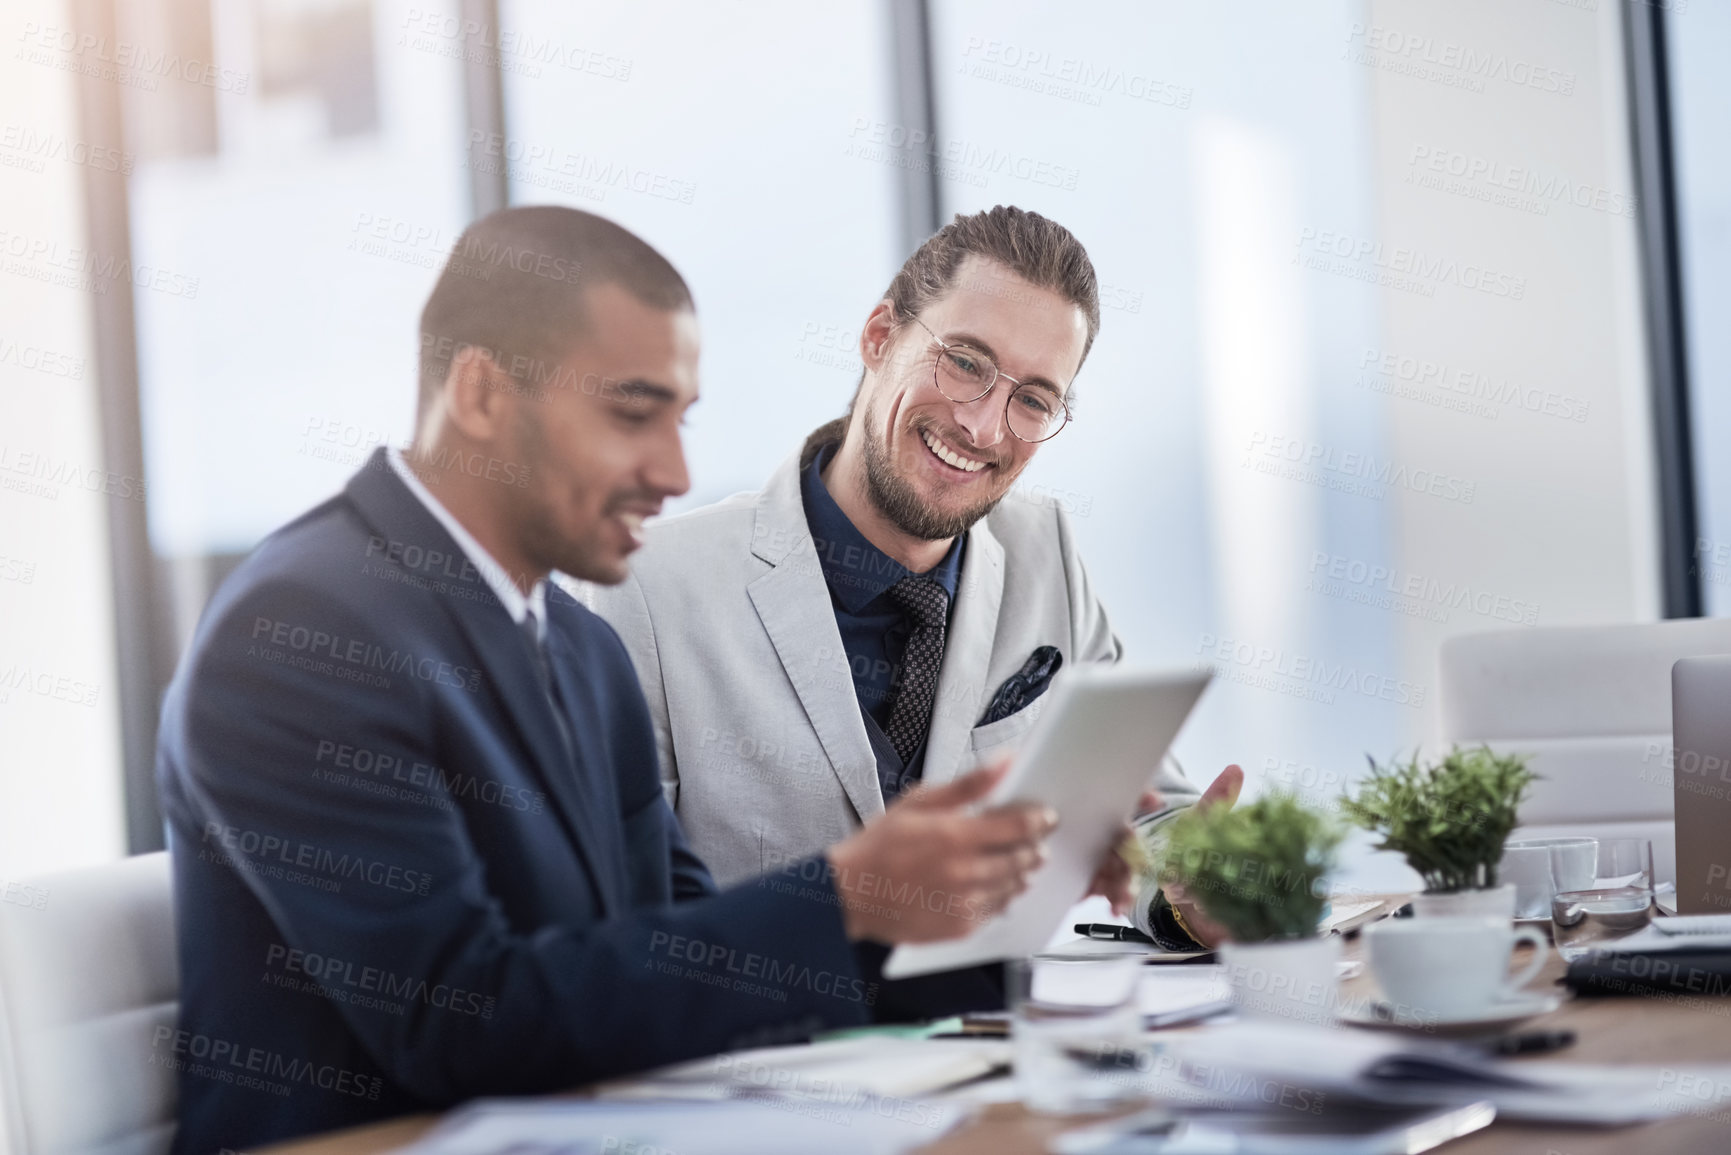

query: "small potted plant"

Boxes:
[1161, 791, 1344, 1023]
[1343, 746, 1536, 918]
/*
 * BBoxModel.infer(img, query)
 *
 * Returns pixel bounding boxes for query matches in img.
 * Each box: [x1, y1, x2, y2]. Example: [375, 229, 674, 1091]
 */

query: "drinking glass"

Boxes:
[1502, 837, 1597, 919]
[1550, 838, 1655, 960]
[1010, 956, 1146, 1114]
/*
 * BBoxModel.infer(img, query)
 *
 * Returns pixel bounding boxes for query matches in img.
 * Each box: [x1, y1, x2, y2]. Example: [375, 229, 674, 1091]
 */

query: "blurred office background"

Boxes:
[1, 0, 1723, 889]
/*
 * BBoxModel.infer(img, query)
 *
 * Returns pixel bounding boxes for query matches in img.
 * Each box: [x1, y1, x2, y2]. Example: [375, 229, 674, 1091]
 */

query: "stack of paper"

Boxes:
[1320, 899, 1384, 935]
[594, 1036, 1009, 1103]
[1155, 1020, 1731, 1126]
[1137, 965, 1233, 1027]
[390, 1098, 960, 1155]
[392, 1038, 995, 1155]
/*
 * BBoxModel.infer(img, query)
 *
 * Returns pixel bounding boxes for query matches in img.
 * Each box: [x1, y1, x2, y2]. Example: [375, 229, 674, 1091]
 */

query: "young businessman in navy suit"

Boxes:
[156, 207, 1067, 1154]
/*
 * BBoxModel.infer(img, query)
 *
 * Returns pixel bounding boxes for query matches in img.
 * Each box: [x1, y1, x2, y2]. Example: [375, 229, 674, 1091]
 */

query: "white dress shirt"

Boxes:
[387, 448, 548, 640]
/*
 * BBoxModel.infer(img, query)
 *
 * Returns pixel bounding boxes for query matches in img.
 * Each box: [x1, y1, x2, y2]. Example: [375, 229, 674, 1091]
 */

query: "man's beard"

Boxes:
[859, 403, 1011, 541]
[510, 410, 602, 582]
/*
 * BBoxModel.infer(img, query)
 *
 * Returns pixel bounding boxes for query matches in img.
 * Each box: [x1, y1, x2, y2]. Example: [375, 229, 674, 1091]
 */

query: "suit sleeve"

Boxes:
[1053, 506, 1199, 807]
[171, 579, 869, 1106]
[658, 797, 720, 903]
[589, 569, 681, 811]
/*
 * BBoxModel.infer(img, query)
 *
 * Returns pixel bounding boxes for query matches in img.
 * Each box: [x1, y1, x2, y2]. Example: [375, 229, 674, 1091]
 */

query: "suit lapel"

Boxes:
[921, 519, 1006, 787]
[747, 453, 885, 824]
[440, 593, 619, 916]
[342, 449, 616, 915]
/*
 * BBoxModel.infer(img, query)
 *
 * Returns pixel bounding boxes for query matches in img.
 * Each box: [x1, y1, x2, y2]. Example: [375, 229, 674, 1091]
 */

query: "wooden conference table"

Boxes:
[265, 897, 1731, 1155]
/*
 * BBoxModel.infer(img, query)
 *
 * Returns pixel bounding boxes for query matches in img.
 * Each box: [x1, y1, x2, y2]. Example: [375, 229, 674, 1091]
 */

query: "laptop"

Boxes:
[1671, 655, 1731, 915]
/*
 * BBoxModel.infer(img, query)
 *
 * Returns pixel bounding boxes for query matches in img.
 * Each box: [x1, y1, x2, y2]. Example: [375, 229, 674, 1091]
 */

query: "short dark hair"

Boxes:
[416, 206, 692, 418]
[885, 205, 1100, 361]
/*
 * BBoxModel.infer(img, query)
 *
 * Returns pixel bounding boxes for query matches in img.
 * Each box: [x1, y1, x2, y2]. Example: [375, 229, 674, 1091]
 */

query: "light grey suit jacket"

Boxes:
[587, 431, 1198, 887]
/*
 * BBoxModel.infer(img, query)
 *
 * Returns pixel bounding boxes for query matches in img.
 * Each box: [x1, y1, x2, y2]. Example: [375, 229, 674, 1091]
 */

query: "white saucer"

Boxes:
[1341, 992, 1563, 1035]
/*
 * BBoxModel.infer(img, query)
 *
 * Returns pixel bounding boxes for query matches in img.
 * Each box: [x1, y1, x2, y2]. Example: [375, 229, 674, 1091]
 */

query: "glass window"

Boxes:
[496, 0, 902, 512]
[126, 0, 469, 581]
[929, 0, 1659, 890]
[1668, 2, 1731, 612]
[929, 0, 1396, 820]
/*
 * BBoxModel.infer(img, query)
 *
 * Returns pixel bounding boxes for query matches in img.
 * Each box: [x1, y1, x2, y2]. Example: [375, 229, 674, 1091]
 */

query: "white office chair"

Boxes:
[1438, 619, 1731, 887]
[0, 852, 178, 1155]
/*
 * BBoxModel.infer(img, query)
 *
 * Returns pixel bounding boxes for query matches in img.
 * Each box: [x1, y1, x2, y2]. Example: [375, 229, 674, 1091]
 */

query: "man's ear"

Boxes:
[858, 299, 898, 372]
[443, 345, 514, 443]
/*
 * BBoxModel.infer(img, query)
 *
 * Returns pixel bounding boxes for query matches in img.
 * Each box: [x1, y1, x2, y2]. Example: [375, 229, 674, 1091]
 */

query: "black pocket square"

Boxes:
[979, 645, 1063, 726]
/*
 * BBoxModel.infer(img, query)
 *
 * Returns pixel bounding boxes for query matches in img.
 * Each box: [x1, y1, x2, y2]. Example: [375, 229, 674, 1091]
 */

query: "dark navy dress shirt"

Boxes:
[800, 442, 964, 775]
[801, 442, 1003, 1021]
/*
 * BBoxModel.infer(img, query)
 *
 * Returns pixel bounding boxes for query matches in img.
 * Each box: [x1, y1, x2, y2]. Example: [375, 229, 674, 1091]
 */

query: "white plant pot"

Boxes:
[1218, 935, 1342, 1026]
[1409, 883, 1516, 921]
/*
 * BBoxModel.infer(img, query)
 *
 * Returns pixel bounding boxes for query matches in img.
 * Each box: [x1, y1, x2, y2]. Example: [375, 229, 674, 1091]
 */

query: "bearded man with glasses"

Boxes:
[589, 206, 1241, 1019]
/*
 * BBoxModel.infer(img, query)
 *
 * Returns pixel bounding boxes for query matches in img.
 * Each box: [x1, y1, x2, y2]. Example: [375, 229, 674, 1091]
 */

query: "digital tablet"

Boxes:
[884, 665, 1212, 979]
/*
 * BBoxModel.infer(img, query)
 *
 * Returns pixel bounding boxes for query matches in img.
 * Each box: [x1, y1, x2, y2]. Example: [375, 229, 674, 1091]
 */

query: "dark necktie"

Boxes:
[884, 576, 951, 764]
[520, 608, 574, 761]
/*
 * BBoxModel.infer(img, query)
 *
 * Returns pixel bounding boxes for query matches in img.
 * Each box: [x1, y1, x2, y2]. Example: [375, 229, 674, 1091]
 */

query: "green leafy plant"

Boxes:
[1160, 792, 1343, 944]
[1343, 746, 1536, 894]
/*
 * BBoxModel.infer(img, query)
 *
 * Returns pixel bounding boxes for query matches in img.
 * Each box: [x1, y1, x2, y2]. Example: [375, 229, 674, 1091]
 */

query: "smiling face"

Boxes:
[845, 255, 1089, 542]
[505, 283, 700, 585]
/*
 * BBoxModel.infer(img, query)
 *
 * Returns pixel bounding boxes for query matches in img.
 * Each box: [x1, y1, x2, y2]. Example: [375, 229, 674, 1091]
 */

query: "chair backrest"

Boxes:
[0, 853, 178, 1155]
[1438, 618, 1731, 887]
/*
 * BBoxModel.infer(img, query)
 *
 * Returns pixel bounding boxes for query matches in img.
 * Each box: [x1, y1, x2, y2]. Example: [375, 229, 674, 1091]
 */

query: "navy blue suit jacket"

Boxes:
[156, 450, 870, 1155]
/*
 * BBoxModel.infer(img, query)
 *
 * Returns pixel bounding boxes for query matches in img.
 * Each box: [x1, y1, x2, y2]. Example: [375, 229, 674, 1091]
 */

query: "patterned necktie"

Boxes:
[521, 609, 573, 760]
[884, 576, 951, 764]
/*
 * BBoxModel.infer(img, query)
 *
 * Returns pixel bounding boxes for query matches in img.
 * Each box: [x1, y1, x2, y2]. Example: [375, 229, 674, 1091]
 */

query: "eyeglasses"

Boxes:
[905, 313, 1072, 443]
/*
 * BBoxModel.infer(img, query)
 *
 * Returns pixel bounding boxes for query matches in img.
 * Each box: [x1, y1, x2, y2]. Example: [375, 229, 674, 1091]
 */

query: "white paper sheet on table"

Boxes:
[1158, 1020, 1731, 1125]
[1320, 900, 1383, 935]
[1137, 965, 1232, 1018]
[1593, 923, 1731, 952]
[593, 1037, 1010, 1103]
[388, 1098, 961, 1155]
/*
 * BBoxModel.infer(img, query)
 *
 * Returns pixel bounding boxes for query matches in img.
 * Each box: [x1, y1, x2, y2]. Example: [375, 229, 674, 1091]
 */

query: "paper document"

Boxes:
[1137, 966, 1233, 1027]
[1138, 966, 1232, 1015]
[1157, 1020, 1731, 1125]
[389, 1099, 961, 1155]
[593, 1037, 1010, 1103]
[1038, 936, 1211, 963]
[1655, 914, 1731, 936]
[1321, 900, 1384, 935]
[1585, 924, 1731, 953]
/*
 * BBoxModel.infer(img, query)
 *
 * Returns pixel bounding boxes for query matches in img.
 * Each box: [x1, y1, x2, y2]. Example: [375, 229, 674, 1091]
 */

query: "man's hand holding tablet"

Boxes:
[1087, 766, 1245, 947]
[883, 666, 1225, 978]
[825, 759, 1059, 943]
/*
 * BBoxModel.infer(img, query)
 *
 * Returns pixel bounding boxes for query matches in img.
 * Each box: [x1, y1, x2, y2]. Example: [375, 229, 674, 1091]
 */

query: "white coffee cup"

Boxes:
[1365, 916, 1549, 1019]
[1502, 837, 1597, 918]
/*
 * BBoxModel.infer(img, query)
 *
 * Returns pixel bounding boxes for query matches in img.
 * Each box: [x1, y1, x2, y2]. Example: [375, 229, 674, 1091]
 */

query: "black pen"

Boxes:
[1075, 922, 1156, 944]
[1488, 1029, 1576, 1056]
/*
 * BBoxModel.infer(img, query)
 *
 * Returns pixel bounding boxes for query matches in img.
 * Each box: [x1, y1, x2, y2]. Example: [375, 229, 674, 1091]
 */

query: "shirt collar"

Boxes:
[800, 441, 964, 614]
[387, 447, 548, 637]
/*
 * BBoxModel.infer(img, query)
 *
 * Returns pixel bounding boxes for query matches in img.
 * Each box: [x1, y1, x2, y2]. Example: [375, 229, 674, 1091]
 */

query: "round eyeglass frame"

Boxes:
[904, 312, 1072, 443]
